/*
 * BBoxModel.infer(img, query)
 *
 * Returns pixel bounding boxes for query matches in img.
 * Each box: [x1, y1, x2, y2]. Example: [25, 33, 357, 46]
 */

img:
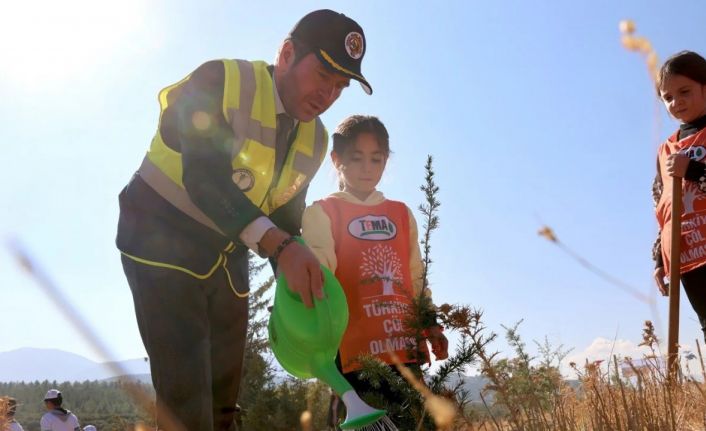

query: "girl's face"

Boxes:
[332, 132, 387, 200]
[659, 74, 706, 123]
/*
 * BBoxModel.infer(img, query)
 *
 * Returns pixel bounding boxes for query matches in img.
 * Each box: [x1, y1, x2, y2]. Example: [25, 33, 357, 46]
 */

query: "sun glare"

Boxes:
[0, 0, 145, 89]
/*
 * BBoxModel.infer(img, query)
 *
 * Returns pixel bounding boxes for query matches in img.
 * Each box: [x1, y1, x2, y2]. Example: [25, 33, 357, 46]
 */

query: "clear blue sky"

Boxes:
[2, 0, 706, 372]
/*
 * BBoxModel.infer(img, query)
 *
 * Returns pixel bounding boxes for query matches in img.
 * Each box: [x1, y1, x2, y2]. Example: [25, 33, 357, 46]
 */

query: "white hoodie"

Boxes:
[40, 408, 80, 431]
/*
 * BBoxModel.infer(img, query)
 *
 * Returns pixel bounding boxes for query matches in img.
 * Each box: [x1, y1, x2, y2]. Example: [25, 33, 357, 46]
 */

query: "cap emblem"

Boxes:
[345, 32, 364, 60]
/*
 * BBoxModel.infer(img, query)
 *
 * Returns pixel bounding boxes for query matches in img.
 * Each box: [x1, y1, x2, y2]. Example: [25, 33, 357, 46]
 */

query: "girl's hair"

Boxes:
[332, 115, 390, 190]
[332, 115, 390, 156]
[656, 50, 706, 95]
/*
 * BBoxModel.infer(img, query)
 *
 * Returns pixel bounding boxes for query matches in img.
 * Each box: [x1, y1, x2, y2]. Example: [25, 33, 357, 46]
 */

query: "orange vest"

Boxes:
[318, 196, 428, 373]
[657, 128, 706, 275]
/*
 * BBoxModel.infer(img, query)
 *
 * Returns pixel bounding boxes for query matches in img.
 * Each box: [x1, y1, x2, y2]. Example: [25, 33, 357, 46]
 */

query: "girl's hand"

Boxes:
[427, 326, 449, 360]
[666, 154, 690, 178]
[654, 267, 668, 296]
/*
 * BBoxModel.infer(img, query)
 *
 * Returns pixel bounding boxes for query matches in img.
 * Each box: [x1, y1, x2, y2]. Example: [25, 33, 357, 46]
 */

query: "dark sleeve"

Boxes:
[685, 160, 706, 183]
[652, 164, 664, 269]
[167, 60, 267, 241]
[267, 185, 309, 273]
[269, 185, 309, 236]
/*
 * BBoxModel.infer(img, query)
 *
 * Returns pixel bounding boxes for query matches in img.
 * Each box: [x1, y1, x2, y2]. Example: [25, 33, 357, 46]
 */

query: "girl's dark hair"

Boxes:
[657, 50, 706, 95]
[332, 115, 390, 157]
[332, 115, 390, 191]
[47, 394, 63, 407]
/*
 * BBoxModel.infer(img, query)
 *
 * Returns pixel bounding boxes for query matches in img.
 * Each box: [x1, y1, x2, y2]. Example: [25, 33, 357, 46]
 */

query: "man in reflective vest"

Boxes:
[116, 9, 372, 431]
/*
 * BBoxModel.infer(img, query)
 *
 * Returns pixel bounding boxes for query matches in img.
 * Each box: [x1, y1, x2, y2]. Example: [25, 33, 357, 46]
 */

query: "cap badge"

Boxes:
[344, 32, 364, 60]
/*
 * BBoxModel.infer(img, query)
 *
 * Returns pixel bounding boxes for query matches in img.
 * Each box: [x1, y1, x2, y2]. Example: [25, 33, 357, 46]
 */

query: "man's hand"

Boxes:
[654, 266, 669, 297]
[666, 154, 690, 178]
[260, 228, 323, 308]
[427, 325, 449, 360]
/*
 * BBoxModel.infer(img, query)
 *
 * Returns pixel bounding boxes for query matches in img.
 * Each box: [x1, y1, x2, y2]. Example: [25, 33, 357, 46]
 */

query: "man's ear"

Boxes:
[276, 40, 296, 71]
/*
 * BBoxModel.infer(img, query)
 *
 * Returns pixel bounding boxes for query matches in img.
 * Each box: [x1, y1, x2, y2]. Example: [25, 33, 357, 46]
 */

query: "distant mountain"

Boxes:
[0, 348, 150, 383]
[447, 373, 490, 401]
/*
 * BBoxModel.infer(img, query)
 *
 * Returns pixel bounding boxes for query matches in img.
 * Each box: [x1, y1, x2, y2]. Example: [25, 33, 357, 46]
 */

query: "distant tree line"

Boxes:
[0, 380, 155, 431]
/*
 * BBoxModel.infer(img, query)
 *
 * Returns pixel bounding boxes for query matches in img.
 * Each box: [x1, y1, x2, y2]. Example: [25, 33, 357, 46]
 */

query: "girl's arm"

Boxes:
[408, 207, 431, 299]
[652, 160, 668, 296]
[408, 206, 448, 359]
[652, 169, 664, 269]
[301, 203, 338, 272]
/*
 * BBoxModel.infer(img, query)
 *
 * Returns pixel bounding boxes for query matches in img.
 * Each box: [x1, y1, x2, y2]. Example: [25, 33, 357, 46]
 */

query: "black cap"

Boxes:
[289, 9, 372, 95]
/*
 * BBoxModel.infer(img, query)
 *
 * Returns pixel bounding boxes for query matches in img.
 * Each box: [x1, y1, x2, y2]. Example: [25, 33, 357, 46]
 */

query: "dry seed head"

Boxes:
[538, 226, 557, 242]
[300, 410, 312, 430]
[425, 395, 457, 429]
[621, 35, 640, 51]
[619, 19, 635, 35]
[619, 20, 660, 83]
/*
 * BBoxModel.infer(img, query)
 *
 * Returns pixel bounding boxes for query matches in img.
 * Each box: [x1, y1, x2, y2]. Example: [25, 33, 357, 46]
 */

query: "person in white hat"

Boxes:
[40, 389, 80, 431]
[83, 426, 97, 431]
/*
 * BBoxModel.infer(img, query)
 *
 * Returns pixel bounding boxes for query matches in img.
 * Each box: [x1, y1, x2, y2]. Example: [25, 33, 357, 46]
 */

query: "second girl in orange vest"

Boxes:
[302, 115, 448, 397]
[653, 51, 706, 342]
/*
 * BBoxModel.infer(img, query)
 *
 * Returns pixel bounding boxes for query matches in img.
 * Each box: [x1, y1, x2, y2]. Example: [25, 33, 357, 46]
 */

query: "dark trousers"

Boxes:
[682, 264, 706, 340]
[121, 254, 249, 431]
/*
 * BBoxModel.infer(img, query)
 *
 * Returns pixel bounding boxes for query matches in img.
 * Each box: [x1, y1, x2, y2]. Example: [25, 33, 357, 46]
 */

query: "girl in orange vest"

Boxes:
[302, 115, 448, 424]
[653, 51, 706, 342]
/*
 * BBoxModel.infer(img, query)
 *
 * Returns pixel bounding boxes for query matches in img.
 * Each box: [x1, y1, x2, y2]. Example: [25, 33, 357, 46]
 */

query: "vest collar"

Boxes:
[330, 190, 385, 205]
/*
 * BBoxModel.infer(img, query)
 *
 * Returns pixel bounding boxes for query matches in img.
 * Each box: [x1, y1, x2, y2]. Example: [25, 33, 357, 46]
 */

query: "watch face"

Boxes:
[232, 169, 255, 192]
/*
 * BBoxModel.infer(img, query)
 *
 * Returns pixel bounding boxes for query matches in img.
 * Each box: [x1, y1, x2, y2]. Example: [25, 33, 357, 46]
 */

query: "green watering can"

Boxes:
[268, 241, 390, 430]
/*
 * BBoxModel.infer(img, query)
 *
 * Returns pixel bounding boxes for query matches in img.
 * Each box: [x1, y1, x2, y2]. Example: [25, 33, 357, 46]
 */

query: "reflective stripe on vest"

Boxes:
[141, 59, 328, 232]
[139, 156, 225, 235]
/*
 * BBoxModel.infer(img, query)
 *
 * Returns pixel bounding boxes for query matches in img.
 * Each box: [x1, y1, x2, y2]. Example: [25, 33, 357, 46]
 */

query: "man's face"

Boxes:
[276, 44, 350, 122]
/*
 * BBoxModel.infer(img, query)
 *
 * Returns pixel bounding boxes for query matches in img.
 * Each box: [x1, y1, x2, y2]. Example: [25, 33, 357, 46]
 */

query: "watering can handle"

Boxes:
[314, 267, 335, 346]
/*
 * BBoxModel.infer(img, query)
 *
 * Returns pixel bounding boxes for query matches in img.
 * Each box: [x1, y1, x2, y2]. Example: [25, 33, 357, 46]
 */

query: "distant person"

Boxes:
[652, 50, 706, 342]
[5, 397, 24, 431]
[40, 390, 80, 431]
[82, 426, 96, 431]
[301, 115, 448, 427]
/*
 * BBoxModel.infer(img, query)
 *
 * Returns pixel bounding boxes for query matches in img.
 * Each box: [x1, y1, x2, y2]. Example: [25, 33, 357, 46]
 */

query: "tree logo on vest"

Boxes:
[348, 215, 397, 241]
[361, 244, 403, 296]
[232, 169, 255, 192]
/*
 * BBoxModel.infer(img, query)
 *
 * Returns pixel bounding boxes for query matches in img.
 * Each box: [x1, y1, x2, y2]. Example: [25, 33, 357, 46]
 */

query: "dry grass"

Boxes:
[443, 321, 706, 431]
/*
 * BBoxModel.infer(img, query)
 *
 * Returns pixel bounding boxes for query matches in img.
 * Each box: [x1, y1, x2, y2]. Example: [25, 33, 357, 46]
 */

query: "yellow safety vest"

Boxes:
[138, 59, 328, 235]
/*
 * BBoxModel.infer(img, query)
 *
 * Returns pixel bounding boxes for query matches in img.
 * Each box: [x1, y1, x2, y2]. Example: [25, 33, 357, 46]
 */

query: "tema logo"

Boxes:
[348, 215, 397, 240]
